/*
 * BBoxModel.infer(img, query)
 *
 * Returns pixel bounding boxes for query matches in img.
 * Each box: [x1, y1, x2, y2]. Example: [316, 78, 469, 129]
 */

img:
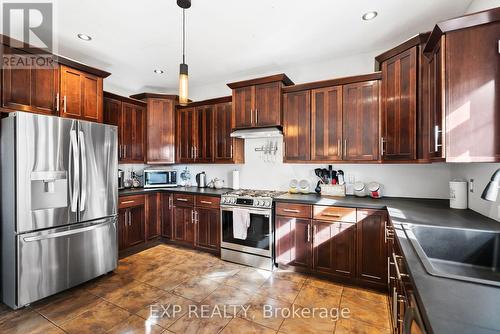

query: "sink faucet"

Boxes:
[481, 168, 500, 202]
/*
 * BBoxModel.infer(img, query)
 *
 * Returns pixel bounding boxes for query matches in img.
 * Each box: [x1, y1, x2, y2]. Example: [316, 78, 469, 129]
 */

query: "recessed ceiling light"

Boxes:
[77, 33, 92, 41]
[154, 69, 165, 74]
[362, 11, 378, 21]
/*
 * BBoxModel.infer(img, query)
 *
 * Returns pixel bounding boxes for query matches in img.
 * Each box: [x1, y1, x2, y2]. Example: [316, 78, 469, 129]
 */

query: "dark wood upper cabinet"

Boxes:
[444, 21, 500, 162]
[283, 90, 311, 162]
[356, 209, 387, 287]
[342, 80, 380, 161]
[380, 47, 417, 161]
[1, 46, 60, 115]
[195, 207, 220, 253]
[254, 82, 282, 127]
[311, 86, 343, 161]
[130, 93, 178, 164]
[176, 107, 196, 163]
[275, 215, 312, 269]
[313, 220, 356, 278]
[214, 101, 244, 163]
[59, 65, 103, 122]
[104, 93, 145, 163]
[195, 105, 215, 163]
[228, 74, 294, 129]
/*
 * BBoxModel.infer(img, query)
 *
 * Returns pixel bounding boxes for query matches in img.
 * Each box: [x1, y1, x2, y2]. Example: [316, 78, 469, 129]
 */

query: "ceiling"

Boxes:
[48, 0, 473, 99]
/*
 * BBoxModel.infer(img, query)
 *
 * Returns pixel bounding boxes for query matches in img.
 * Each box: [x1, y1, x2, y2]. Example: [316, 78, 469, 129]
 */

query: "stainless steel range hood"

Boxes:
[230, 127, 283, 139]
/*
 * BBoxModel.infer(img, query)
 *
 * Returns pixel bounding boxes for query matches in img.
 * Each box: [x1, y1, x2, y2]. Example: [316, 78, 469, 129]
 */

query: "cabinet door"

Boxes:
[103, 97, 123, 160]
[381, 47, 417, 161]
[311, 86, 343, 161]
[343, 81, 380, 161]
[161, 193, 173, 239]
[283, 91, 311, 162]
[127, 205, 145, 247]
[233, 86, 254, 128]
[118, 208, 128, 250]
[60, 65, 103, 122]
[176, 108, 196, 163]
[195, 208, 220, 252]
[173, 206, 195, 245]
[146, 193, 160, 240]
[121, 103, 145, 163]
[445, 22, 500, 162]
[254, 82, 282, 127]
[2, 46, 59, 115]
[275, 216, 312, 269]
[357, 209, 387, 286]
[313, 221, 356, 278]
[195, 105, 215, 162]
[214, 102, 243, 163]
[146, 98, 175, 164]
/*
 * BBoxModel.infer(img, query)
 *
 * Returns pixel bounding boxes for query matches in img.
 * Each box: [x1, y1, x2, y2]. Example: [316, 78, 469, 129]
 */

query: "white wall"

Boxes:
[465, 0, 500, 13]
[450, 163, 500, 221]
[121, 138, 452, 199]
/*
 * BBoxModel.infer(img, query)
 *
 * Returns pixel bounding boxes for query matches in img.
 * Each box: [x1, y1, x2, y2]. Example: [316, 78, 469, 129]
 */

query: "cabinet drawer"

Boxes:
[195, 195, 220, 208]
[313, 206, 356, 223]
[276, 203, 312, 218]
[119, 195, 145, 208]
[174, 194, 195, 206]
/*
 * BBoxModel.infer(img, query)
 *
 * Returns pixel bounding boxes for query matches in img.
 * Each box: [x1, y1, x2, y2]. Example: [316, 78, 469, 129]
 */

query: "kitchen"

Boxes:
[0, 0, 499, 333]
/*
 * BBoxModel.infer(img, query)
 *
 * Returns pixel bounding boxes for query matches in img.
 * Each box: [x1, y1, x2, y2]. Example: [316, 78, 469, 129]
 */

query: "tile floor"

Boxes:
[0, 244, 391, 334]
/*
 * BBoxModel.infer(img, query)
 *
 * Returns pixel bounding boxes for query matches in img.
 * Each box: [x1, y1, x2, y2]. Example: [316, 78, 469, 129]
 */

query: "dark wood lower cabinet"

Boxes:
[118, 205, 146, 251]
[146, 193, 160, 240]
[356, 209, 388, 287]
[161, 193, 173, 239]
[313, 220, 356, 278]
[275, 216, 312, 269]
[173, 205, 195, 245]
[195, 207, 220, 253]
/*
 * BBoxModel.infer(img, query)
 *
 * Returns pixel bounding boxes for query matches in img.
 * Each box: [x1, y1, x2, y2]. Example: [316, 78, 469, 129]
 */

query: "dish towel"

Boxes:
[232, 208, 251, 240]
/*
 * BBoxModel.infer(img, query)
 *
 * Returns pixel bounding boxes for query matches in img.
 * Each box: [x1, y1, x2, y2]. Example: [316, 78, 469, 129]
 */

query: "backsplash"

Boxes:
[120, 138, 452, 199]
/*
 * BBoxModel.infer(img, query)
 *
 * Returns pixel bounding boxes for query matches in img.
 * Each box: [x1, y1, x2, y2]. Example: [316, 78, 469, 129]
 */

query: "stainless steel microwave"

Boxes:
[144, 169, 177, 188]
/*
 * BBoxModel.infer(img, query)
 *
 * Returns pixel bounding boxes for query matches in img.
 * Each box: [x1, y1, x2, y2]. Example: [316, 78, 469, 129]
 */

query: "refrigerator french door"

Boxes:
[1, 112, 118, 309]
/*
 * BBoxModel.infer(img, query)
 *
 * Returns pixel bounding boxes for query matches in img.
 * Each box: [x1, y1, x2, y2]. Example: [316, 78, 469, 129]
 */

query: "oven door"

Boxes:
[220, 206, 272, 257]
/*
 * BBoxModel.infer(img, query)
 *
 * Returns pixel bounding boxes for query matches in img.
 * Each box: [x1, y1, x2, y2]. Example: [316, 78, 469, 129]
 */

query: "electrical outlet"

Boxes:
[469, 179, 474, 193]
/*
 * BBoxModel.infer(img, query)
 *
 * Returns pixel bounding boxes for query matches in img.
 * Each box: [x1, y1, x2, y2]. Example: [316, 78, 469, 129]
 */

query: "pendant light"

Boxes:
[178, 0, 191, 105]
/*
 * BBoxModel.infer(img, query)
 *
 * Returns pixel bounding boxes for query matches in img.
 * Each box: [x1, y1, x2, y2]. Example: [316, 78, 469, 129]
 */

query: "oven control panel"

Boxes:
[221, 196, 272, 208]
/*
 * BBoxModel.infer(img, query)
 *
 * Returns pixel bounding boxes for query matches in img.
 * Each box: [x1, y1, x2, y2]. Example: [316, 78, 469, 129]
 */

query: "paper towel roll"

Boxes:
[450, 180, 467, 209]
[232, 170, 240, 190]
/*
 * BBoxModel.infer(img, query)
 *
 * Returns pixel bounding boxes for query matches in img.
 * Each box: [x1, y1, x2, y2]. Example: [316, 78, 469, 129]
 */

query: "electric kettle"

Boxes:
[196, 172, 207, 188]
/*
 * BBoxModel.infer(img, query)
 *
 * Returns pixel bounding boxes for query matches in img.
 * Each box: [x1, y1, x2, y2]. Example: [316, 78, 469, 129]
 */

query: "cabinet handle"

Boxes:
[338, 139, 342, 157]
[321, 213, 341, 217]
[200, 200, 212, 205]
[191, 210, 195, 224]
[118, 144, 122, 159]
[392, 253, 409, 280]
[56, 93, 60, 112]
[63, 95, 67, 113]
[195, 211, 199, 224]
[380, 137, 385, 156]
[124, 209, 128, 226]
[307, 224, 311, 242]
[169, 196, 173, 210]
[194, 146, 198, 159]
[190, 146, 194, 159]
[121, 200, 135, 204]
[434, 125, 442, 152]
[123, 145, 126, 159]
[177, 198, 188, 202]
[344, 139, 347, 157]
[128, 211, 132, 226]
[230, 144, 233, 158]
[255, 108, 258, 124]
[282, 209, 300, 213]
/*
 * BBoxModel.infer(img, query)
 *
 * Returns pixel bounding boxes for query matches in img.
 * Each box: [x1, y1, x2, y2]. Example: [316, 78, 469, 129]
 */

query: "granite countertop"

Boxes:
[276, 193, 500, 334]
[119, 186, 231, 197]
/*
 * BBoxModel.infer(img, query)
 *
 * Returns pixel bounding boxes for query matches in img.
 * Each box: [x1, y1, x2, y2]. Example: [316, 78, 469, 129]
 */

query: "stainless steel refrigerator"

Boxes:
[1, 112, 118, 309]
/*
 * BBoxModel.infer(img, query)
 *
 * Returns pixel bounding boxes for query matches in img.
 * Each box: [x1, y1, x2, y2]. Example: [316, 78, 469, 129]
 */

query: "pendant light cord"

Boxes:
[182, 8, 186, 64]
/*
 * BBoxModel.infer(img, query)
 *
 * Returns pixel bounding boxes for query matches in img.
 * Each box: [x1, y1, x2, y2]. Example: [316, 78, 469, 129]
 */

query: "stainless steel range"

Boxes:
[220, 189, 285, 271]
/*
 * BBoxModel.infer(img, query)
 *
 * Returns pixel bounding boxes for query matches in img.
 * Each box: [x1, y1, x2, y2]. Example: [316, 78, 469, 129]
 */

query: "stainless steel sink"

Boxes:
[403, 224, 500, 286]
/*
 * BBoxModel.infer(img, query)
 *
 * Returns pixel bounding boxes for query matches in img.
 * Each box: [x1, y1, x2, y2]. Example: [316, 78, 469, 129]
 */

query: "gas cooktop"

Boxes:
[221, 189, 286, 208]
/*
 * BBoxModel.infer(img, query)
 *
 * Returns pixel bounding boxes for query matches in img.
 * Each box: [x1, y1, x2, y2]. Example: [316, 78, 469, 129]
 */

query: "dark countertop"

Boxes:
[119, 186, 231, 197]
[276, 193, 500, 334]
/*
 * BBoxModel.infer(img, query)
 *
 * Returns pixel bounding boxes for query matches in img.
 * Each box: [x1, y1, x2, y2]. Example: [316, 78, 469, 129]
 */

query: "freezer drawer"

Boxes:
[16, 217, 117, 308]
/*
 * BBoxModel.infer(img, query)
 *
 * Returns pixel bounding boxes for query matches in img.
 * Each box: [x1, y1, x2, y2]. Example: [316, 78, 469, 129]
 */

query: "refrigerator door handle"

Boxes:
[69, 129, 79, 213]
[78, 130, 87, 212]
[22, 220, 114, 242]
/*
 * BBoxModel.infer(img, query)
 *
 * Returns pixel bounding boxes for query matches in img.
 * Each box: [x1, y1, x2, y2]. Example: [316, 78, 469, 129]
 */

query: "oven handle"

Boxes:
[220, 206, 271, 215]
